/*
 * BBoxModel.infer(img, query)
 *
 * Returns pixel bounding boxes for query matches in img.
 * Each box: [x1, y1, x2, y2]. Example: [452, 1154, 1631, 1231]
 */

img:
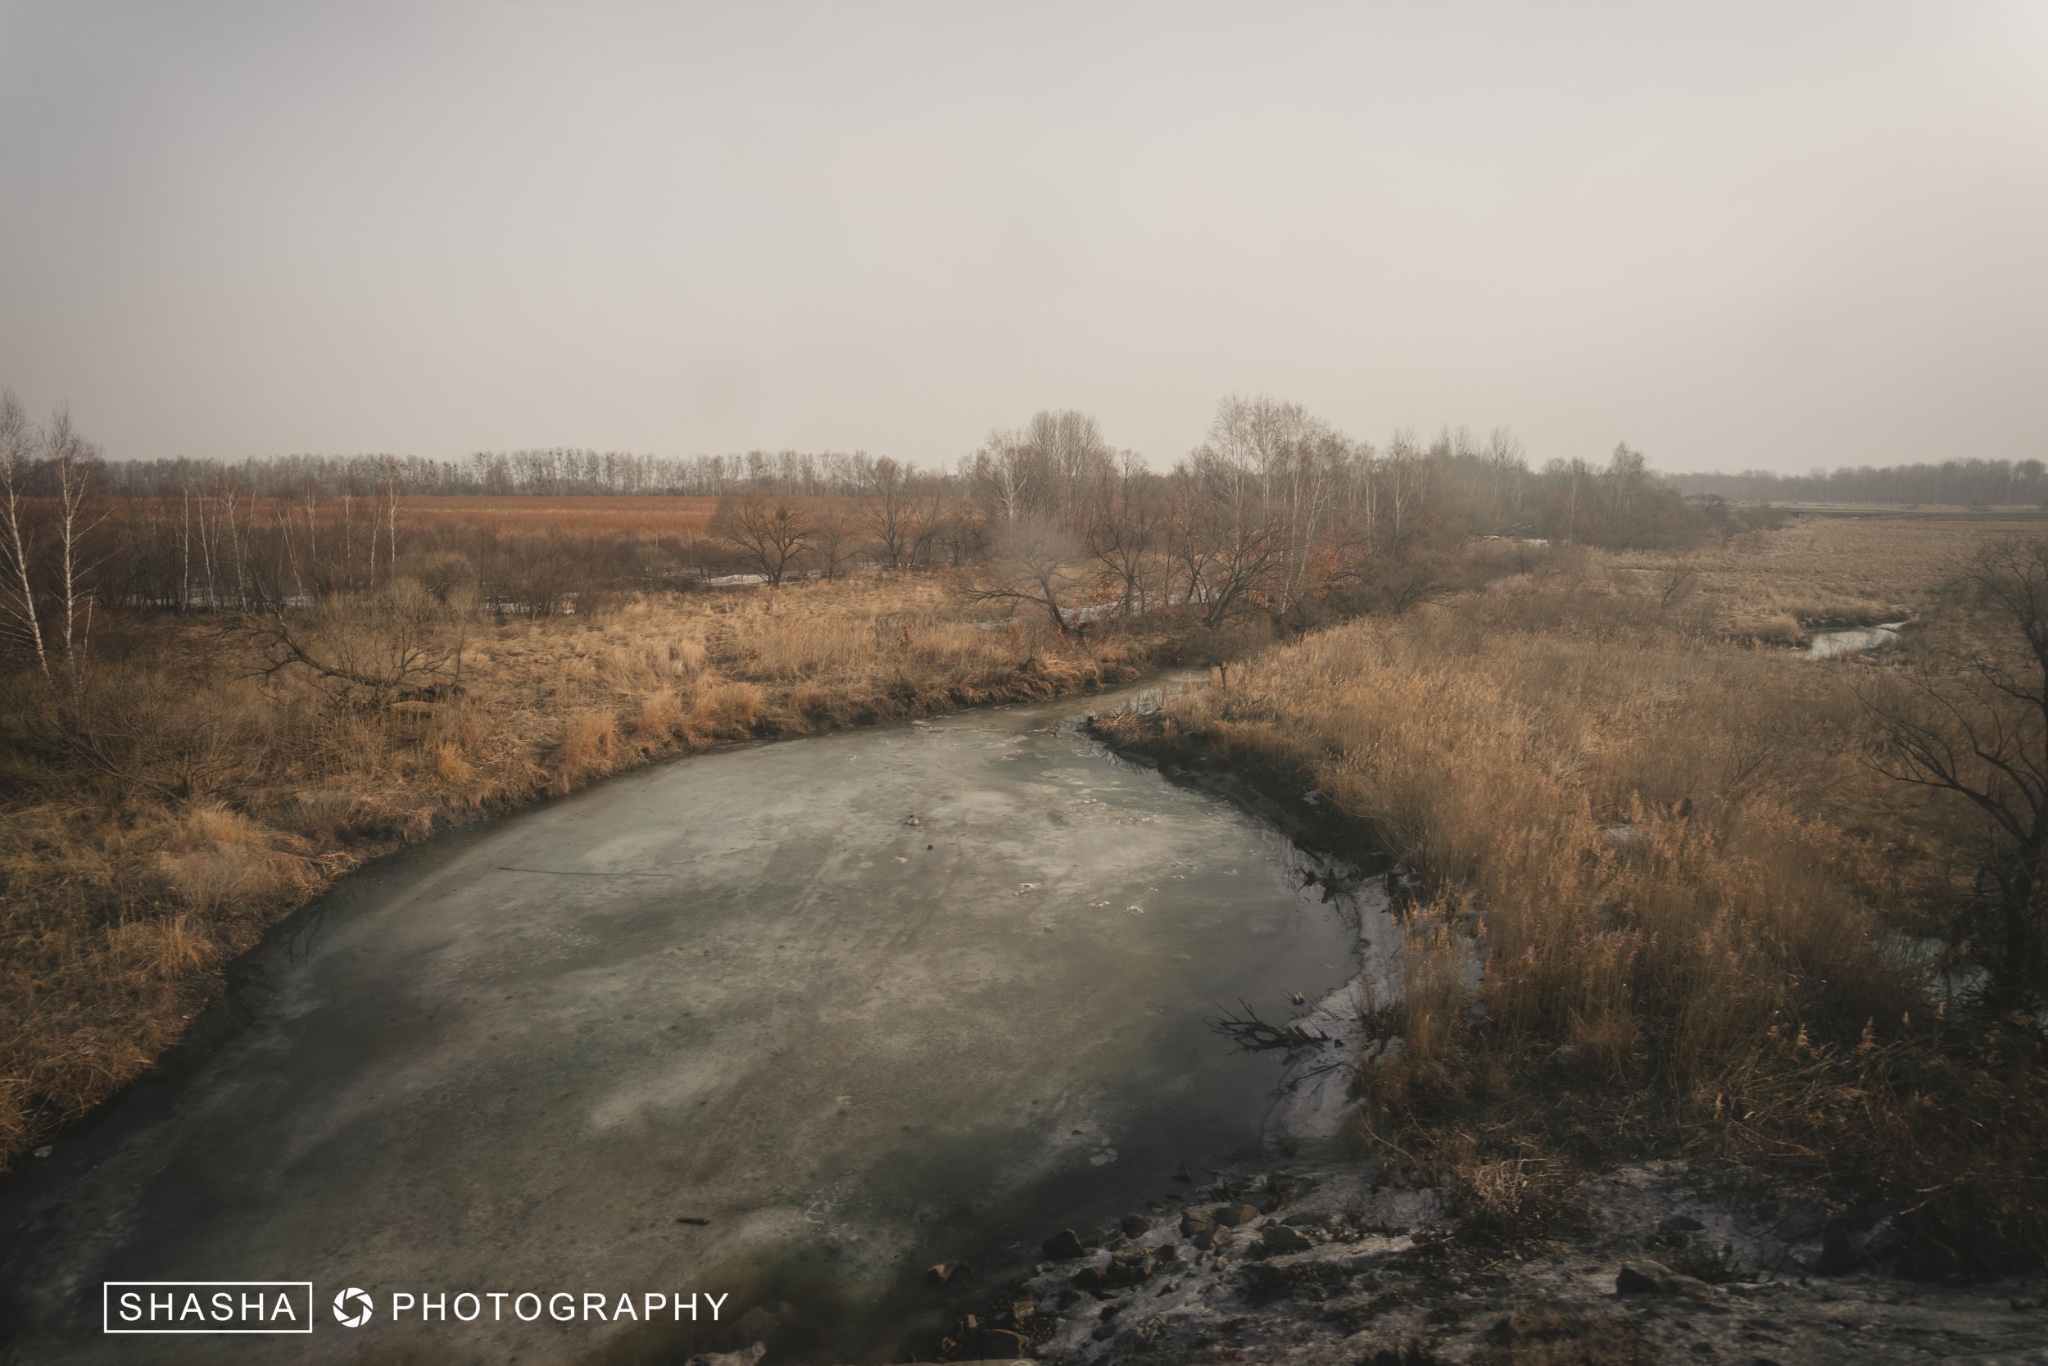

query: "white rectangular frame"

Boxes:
[102, 1281, 316, 1334]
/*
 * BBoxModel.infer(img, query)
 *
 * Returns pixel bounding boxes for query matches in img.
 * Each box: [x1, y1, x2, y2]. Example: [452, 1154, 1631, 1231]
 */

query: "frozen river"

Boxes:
[0, 683, 1357, 1364]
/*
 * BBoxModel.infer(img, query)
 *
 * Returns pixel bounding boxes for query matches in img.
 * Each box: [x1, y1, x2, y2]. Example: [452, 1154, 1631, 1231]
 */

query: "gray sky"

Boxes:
[1, 1, 2043, 473]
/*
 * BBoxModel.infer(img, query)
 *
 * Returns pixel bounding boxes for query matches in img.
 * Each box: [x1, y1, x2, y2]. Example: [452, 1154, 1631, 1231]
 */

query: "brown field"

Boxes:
[0, 574, 1159, 1170]
[393, 494, 722, 536]
[1606, 509, 2048, 642]
[1099, 514, 2048, 1273]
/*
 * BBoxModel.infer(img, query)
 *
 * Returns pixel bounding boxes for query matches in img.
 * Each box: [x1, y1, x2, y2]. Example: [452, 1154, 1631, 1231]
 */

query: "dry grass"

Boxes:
[396, 493, 721, 537]
[1606, 510, 2048, 642]
[1100, 526, 2048, 1274]
[0, 573, 1155, 1169]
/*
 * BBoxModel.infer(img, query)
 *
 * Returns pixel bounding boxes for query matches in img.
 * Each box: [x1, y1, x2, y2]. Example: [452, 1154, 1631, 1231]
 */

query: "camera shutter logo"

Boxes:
[332, 1287, 374, 1328]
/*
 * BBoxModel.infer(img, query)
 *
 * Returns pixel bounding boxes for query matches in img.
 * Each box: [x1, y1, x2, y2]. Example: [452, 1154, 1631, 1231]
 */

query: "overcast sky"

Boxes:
[1, 2, 2043, 473]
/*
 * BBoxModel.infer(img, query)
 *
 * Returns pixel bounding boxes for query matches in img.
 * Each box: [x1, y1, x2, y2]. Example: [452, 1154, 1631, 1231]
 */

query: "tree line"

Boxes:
[101, 447, 920, 500]
[1, 387, 1752, 673]
[1667, 458, 2048, 508]
[717, 401, 1733, 634]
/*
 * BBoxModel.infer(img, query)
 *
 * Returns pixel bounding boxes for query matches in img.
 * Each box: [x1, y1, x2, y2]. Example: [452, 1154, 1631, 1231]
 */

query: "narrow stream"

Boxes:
[1804, 621, 1908, 657]
[0, 681, 1359, 1365]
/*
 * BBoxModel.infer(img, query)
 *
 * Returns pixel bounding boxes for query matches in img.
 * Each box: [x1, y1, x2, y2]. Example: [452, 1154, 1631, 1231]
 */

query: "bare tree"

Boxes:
[858, 456, 927, 569]
[46, 410, 109, 676]
[903, 483, 947, 569]
[1605, 442, 1650, 541]
[1380, 432, 1435, 555]
[810, 500, 860, 581]
[378, 454, 401, 583]
[0, 404, 109, 679]
[1025, 408, 1114, 517]
[0, 392, 47, 674]
[1485, 427, 1526, 528]
[1548, 457, 1595, 545]
[1086, 451, 1162, 617]
[970, 516, 1087, 635]
[1201, 394, 1341, 614]
[966, 428, 1034, 524]
[965, 410, 1114, 528]
[245, 579, 470, 706]
[709, 491, 814, 586]
[1171, 441, 1286, 628]
[1866, 536, 2048, 1005]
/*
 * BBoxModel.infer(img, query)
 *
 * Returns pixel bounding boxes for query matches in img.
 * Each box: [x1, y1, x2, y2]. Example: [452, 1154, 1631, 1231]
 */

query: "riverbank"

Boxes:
[0, 574, 1167, 1172]
[0, 677, 1363, 1366]
[917, 1152, 2048, 1365]
[894, 678, 2048, 1362]
[1088, 559, 2048, 1284]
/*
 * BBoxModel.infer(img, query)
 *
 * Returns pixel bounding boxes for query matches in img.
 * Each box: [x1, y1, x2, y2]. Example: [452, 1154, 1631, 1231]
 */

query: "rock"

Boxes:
[1181, 1208, 1216, 1239]
[1193, 1224, 1235, 1252]
[1257, 1224, 1316, 1257]
[1119, 1212, 1154, 1237]
[1042, 1229, 1087, 1261]
[1238, 1261, 1295, 1303]
[1073, 1248, 1156, 1295]
[926, 1259, 973, 1289]
[1212, 1202, 1259, 1227]
[1614, 1260, 1704, 1296]
[1172, 1160, 1195, 1184]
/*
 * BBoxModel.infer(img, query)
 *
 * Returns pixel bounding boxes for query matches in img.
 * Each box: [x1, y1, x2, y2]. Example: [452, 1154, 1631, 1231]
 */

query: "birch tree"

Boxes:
[0, 393, 47, 673]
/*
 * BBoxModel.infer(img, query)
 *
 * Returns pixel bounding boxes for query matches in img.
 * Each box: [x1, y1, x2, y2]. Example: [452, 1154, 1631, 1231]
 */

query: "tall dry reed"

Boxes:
[1102, 557, 2046, 1272]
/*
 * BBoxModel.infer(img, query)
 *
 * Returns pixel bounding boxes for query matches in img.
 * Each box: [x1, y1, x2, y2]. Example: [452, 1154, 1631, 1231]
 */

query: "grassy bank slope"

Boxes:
[0, 575, 1152, 1170]
[1098, 541, 2048, 1276]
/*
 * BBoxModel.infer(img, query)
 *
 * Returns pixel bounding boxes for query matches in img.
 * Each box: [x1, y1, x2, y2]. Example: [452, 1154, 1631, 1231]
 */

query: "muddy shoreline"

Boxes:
[907, 1152, 2048, 1365]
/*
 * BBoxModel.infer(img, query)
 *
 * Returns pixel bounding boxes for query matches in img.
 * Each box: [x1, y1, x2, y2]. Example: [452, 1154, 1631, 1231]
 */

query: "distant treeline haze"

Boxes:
[1668, 459, 2048, 508]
